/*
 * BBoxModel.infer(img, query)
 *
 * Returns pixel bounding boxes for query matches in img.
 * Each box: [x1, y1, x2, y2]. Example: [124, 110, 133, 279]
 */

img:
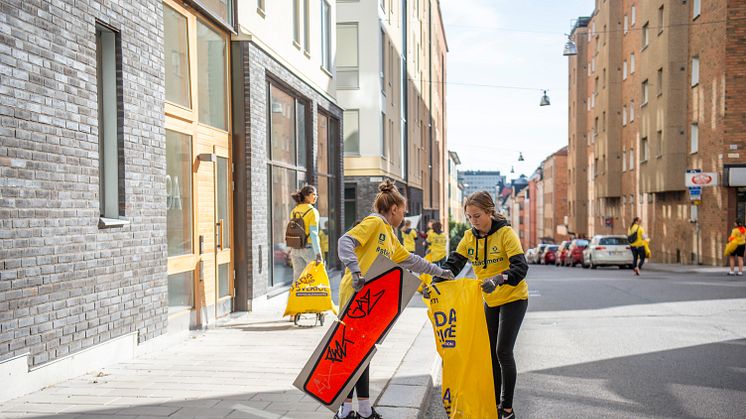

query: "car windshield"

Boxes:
[599, 237, 627, 246]
[547, 245, 559, 251]
[575, 240, 589, 247]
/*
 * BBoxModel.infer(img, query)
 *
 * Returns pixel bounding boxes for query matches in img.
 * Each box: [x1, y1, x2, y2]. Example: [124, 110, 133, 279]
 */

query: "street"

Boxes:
[426, 264, 746, 419]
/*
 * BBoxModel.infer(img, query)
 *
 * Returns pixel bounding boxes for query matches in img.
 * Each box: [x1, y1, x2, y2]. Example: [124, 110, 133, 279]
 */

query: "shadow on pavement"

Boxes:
[517, 338, 746, 418]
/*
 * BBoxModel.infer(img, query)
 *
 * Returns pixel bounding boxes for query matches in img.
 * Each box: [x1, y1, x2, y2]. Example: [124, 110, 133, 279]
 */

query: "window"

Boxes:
[343, 110, 359, 154]
[642, 80, 649, 104]
[602, 111, 606, 132]
[164, 6, 191, 109]
[630, 53, 635, 73]
[642, 22, 649, 47]
[623, 60, 628, 80]
[603, 68, 606, 89]
[200, 0, 233, 27]
[344, 184, 357, 230]
[316, 112, 339, 260]
[380, 29, 386, 93]
[320, 1, 331, 71]
[656, 130, 663, 157]
[304, 0, 310, 53]
[631, 6, 636, 26]
[381, 112, 386, 155]
[258, 0, 265, 14]
[197, 21, 227, 130]
[693, 0, 701, 19]
[623, 105, 627, 125]
[691, 123, 699, 153]
[166, 130, 193, 256]
[691, 56, 700, 86]
[603, 25, 607, 45]
[96, 23, 124, 221]
[641, 137, 649, 161]
[293, 0, 301, 46]
[630, 100, 635, 122]
[629, 148, 635, 169]
[623, 147, 627, 171]
[336, 23, 359, 88]
[624, 15, 629, 34]
[658, 5, 664, 34]
[657, 68, 663, 96]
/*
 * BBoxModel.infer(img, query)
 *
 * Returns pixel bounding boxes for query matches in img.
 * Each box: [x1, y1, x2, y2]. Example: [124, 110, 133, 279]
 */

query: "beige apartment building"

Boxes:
[337, 0, 448, 230]
[569, 0, 746, 265]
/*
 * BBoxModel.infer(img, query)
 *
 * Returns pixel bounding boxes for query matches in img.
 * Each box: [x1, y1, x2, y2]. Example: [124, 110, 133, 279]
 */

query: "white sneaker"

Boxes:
[738, 272, 743, 276]
[728, 271, 735, 276]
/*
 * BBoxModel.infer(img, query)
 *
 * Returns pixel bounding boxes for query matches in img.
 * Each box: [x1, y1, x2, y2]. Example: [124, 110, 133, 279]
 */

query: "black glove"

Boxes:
[481, 274, 507, 294]
[422, 284, 432, 299]
[352, 272, 365, 292]
[431, 269, 455, 283]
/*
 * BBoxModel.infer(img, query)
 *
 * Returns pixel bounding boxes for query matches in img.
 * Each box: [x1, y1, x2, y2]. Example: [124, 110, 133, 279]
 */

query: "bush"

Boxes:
[449, 217, 469, 252]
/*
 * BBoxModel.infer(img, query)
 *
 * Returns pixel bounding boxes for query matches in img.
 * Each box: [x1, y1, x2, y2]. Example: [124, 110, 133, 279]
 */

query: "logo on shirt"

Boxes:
[378, 233, 386, 243]
[491, 246, 499, 254]
[468, 248, 474, 256]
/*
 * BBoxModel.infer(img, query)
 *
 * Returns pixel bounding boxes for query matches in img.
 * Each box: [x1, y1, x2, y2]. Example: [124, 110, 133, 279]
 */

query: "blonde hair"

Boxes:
[373, 179, 406, 214]
[464, 191, 506, 221]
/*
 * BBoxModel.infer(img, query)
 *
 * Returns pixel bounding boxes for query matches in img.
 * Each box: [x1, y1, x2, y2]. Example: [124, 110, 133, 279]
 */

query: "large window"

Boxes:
[164, 6, 191, 108]
[320, 1, 332, 71]
[691, 123, 699, 153]
[166, 130, 193, 257]
[691, 57, 700, 86]
[96, 23, 123, 221]
[317, 112, 340, 263]
[197, 21, 228, 130]
[267, 82, 309, 287]
[344, 184, 357, 230]
[693, 0, 701, 19]
[336, 23, 359, 89]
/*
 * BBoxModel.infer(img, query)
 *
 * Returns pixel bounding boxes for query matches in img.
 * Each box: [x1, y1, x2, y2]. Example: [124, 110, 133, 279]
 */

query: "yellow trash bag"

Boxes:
[283, 262, 338, 317]
[644, 239, 652, 258]
[724, 237, 738, 256]
[423, 279, 498, 419]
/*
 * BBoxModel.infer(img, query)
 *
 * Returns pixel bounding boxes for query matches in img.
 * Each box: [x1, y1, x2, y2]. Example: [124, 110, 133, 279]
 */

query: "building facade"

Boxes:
[540, 148, 569, 244]
[458, 170, 505, 203]
[569, 0, 746, 265]
[447, 151, 464, 223]
[337, 0, 448, 231]
[567, 17, 590, 239]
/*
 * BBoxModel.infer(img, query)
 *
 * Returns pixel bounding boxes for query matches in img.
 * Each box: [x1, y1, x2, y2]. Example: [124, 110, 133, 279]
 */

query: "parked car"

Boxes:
[567, 239, 589, 266]
[542, 245, 559, 265]
[525, 248, 537, 264]
[555, 241, 571, 266]
[533, 244, 550, 264]
[582, 235, 633, 269]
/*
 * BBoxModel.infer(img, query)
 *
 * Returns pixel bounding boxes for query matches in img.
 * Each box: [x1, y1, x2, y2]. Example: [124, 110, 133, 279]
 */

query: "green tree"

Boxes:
[449, 216, 469, 252]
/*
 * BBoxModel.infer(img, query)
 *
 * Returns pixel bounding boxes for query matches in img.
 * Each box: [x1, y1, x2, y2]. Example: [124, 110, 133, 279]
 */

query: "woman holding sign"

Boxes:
[335, 179, 454, 419]
[436, 191, 529, 419]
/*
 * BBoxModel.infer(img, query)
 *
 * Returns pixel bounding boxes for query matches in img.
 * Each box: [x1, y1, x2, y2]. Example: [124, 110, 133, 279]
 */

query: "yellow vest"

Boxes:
[402, 228, 418, 252]
[429, 232, 448, 261]
[455, 227, 528, 307]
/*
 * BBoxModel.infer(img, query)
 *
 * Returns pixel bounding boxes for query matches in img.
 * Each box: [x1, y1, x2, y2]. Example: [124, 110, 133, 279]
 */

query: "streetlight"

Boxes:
[540, 90, 550, 106]
[563, 34, 578, 56]
[518, 152, 525, 162]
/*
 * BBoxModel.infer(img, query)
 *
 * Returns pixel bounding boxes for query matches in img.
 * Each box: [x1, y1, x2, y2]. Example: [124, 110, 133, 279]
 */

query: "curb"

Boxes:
[643, 263, 727, 275]
[375, 319, 440, 419]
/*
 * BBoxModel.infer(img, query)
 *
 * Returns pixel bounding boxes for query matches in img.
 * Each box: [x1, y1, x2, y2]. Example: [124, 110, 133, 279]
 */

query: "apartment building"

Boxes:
[337, 0, 448, 230]
[569, 0, 746, 265]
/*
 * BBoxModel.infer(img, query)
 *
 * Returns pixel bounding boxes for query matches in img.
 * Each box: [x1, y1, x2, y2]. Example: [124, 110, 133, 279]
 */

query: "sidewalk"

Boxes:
[0, 291, 439, 419]
[644, 262, 727, 275]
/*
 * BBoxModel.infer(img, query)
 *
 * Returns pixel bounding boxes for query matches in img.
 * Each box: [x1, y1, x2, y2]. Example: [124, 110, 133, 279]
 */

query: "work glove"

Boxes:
[315, 253, 322, 265]
[481, 273, 508, 294]
[422, 284, 432, 299]
[352, 272, 365, 292]
[431, 269, 455, 283]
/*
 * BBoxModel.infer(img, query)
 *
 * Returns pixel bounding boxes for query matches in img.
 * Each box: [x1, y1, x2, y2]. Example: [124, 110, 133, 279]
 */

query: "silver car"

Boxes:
[583, 235, 634, 269]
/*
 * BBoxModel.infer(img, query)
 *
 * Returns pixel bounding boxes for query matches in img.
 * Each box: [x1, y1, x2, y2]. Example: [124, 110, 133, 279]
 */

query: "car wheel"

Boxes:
[590, 259, 597, 269]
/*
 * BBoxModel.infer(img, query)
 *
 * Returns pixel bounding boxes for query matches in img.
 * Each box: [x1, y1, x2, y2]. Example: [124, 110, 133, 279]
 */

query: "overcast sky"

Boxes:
[440, 0, 594, 178]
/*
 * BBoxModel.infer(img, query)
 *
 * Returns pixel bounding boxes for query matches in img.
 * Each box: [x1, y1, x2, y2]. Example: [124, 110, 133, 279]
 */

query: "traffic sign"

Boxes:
[685, 171, 718, 187]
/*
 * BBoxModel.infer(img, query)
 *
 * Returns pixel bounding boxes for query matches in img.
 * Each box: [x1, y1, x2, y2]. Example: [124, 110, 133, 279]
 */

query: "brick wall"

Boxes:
[0, 0, 166, 366]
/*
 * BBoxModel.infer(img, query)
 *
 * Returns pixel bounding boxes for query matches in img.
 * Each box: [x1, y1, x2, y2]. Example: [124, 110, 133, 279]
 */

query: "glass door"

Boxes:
[214, 145, 233, 318]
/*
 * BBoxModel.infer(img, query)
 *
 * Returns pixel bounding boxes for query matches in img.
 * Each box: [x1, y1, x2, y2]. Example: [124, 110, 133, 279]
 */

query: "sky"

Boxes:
[440, 0, 594, 178]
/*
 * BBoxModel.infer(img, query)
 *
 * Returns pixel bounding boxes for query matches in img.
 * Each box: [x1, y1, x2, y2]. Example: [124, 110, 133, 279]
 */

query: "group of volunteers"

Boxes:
[288, 179, 529, 419]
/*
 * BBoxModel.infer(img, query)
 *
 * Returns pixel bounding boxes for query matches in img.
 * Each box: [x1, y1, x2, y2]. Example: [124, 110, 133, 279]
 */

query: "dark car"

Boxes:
[567, 239, 589, 266]
[543, 245, 559, 265]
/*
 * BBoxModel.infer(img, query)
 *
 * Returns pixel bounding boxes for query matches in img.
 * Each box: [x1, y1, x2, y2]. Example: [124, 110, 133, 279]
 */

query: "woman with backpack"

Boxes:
[335, 179, 454, 419]
[433, 191, 529, 419]
[627, 217, 647, 276]
[288, 185, 322, 284]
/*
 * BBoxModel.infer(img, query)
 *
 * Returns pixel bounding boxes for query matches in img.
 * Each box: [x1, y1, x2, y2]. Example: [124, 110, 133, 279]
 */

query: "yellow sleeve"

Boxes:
[501, 228, 524, 258]
[455, 234, 470, 258]
[392, 237, 411, 263]
[347, 216, 378, 247]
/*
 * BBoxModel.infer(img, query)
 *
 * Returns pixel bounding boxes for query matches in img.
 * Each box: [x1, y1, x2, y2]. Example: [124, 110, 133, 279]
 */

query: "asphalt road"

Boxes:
[425, 264, 746, 419]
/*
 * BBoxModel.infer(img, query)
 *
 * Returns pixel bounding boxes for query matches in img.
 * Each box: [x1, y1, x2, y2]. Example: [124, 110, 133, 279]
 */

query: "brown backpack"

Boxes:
[285, 207, 313, 249]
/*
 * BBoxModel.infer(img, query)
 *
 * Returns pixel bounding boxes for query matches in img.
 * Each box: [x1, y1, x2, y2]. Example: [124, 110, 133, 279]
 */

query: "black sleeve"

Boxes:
[441, 252, 468, 277]
[504, 254, 529, 286]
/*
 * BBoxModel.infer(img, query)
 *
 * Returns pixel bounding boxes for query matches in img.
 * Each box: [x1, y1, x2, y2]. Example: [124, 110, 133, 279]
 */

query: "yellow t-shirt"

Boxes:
[628, 225, 646, 247]
[429, 232, 448, 262]
[339, 215, 411, 308]
[402, 229, 418, 252]
[290, 203, 319, 237]
[455, 227, 528, 307]
[730, 227, 746, 245]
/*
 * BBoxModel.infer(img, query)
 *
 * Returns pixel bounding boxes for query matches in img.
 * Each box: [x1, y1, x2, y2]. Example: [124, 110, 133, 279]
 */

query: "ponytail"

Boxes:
[292, 185, 316, 204]
[373, 179, 406, 214]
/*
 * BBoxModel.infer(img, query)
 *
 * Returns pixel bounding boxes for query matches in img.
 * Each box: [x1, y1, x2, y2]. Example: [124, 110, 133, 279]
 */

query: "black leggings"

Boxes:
[347, 365, 370, 399]
[631, 246, 646, 269]
[485, 299, 528, 409]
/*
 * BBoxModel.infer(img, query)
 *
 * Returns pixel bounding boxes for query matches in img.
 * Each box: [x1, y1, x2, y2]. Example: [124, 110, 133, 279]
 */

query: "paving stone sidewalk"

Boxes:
[0, 296, 439, 419]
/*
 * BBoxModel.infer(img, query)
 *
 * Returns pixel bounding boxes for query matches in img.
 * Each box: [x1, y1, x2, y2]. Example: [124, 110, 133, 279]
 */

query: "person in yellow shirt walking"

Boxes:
[427, 221, 448, 266]
[433, 191, 529, 419]
[335, 180, 454, 419]
[288, 185, 322, 283]
[627, 217, 647, 276]
[401, 219, 418, 253]
[727, 221, 746, 276]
